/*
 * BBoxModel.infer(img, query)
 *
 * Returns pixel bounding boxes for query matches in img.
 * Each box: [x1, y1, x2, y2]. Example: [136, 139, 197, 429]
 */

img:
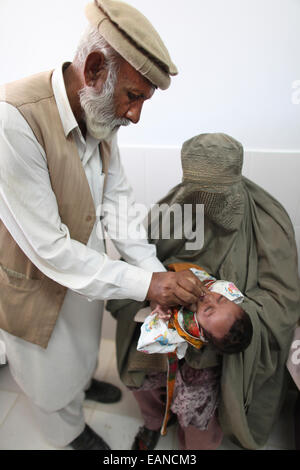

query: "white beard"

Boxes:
[85, 112, 118, 141]
[79, 68, 130, 141]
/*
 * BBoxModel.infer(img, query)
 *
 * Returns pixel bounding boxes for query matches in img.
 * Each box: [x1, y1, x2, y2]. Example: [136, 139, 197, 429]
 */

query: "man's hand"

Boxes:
[146, 270, 209, 308]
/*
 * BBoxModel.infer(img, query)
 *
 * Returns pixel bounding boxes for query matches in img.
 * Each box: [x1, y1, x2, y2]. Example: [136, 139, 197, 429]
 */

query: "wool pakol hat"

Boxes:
[85, 0, 178, 90]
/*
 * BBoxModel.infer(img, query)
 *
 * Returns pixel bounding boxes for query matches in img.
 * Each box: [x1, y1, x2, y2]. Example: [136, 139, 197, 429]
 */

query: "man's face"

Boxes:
[196, 292, 242, 339]
[80, 57, 155, 141]
[113, 59, 155, 125]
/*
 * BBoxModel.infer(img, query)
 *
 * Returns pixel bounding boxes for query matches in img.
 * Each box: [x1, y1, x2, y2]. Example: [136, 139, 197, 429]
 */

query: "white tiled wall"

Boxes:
[119, 146, 183, 208]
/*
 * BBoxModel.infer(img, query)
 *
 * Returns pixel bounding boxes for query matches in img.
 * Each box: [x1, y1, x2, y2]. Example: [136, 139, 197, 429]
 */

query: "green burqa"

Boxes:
[107, 134, 300, 449]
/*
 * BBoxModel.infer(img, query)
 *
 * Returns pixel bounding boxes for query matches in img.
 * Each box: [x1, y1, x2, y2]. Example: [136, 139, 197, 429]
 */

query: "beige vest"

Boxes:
[0, 70, 111, 349]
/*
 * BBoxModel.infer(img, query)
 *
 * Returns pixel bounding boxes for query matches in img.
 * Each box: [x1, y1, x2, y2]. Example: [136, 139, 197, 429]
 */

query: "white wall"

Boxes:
[0, 0, 300, 149]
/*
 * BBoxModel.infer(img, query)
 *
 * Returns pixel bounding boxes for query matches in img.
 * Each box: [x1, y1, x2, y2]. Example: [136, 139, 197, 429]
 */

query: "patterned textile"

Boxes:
[171, 363, 221, 430]
[159, 306, 205, 435]
[132, 362, 221, 431]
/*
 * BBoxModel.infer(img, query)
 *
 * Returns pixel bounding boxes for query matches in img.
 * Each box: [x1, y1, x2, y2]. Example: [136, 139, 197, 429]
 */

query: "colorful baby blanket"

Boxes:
[137, 262, 244, 435]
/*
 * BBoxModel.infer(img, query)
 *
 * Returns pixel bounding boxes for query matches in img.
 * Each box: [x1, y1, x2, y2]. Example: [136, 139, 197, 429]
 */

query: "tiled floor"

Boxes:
[0, 338, 297, 450]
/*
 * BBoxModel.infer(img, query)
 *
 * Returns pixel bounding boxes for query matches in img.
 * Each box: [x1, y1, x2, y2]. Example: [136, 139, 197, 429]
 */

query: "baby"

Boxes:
[137, 267, 253, 358]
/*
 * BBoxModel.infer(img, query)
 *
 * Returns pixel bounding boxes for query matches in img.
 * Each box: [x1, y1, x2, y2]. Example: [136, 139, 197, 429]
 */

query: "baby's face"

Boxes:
[196, 292, 242, 339]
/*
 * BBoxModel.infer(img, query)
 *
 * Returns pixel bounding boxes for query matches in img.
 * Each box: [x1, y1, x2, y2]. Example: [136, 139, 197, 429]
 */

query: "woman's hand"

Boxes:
[150, 301, 173, 321]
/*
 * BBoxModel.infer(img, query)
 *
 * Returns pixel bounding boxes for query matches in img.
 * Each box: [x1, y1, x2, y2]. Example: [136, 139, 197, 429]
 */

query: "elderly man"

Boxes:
[0, 0, 205, 450]
[108, 133, 300, 450]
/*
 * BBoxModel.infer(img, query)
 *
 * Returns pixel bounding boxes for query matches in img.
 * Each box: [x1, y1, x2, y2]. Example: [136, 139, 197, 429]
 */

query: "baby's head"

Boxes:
[196, 291, 253, 354]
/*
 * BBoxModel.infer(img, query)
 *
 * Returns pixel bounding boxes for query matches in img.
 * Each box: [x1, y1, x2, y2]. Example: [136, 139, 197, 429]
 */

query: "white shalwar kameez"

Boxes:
[0, 63, 165, 447]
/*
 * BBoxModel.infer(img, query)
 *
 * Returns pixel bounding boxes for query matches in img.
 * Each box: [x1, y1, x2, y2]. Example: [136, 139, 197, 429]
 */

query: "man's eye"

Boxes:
[128, 92, 138, 101]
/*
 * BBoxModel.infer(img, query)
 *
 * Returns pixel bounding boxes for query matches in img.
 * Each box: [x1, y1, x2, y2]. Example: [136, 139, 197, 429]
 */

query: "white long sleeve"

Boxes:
[0, 100, 165, 302]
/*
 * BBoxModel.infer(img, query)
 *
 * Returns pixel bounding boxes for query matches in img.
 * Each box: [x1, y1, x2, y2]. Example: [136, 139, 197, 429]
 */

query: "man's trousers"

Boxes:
[0, 289, 104, 447]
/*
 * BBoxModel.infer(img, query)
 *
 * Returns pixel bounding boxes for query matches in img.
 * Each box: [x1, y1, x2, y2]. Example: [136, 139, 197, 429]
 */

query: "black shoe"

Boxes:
[131, 413, 177, 450]
[85, 379, 122, 404]
[131, 426, 161, 450]
[70, 424, 110, 450]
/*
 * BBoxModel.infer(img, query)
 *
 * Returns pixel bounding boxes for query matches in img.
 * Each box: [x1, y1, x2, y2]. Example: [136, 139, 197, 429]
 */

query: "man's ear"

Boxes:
[84, 51, 107, 88]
